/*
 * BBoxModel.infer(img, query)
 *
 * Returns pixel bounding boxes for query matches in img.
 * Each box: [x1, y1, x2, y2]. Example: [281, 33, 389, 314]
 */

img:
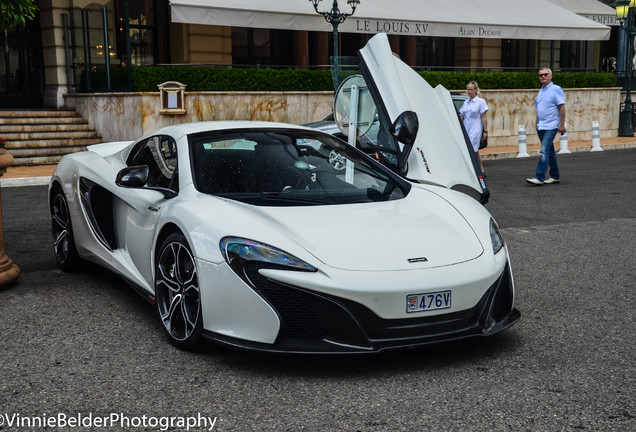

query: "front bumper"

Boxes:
[202, 262, 520, 354]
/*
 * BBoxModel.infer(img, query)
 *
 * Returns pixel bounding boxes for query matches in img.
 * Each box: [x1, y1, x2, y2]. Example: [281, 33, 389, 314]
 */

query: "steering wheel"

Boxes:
[294, 169, 329, 190]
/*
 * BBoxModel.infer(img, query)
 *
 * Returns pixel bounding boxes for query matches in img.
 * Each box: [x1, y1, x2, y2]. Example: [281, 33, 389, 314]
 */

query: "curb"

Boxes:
[481, 141, 636, 161]
[0, 176, 51, 188]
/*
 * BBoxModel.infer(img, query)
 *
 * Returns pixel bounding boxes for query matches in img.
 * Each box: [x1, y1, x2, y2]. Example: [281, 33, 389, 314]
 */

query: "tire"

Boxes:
[50, 186, 81, 272]
[155, 232, 203, 350]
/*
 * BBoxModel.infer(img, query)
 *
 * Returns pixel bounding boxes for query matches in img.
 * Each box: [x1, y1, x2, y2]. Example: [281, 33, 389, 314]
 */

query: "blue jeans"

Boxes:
[535, 129, 560, 181]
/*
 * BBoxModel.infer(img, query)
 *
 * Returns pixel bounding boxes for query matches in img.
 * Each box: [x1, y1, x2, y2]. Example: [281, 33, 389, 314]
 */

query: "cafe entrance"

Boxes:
[0, 15, 44, 108]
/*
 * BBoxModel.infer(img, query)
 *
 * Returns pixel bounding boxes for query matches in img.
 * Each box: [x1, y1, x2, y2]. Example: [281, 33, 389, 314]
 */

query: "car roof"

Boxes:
[151, 120, 315, 140]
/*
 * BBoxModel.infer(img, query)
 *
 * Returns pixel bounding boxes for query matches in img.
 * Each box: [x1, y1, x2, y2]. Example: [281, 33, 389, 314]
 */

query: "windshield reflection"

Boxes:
[189, 129, 409, 206]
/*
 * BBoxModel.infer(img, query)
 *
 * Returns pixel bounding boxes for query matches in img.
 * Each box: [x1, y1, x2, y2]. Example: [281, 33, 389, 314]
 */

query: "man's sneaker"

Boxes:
[526, 178, 544, 186]
[544, 177, 560, 184]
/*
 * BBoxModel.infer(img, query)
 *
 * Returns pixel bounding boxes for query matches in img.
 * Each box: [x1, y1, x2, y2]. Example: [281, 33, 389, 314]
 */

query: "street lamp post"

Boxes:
[310, 0, 360, 89]
[617, 0, 635, 137]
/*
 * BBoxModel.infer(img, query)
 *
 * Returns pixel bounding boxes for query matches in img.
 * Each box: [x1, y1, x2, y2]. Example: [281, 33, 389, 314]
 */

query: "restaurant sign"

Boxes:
[349, 19, 529, 39]
[582, 14, 619, 26]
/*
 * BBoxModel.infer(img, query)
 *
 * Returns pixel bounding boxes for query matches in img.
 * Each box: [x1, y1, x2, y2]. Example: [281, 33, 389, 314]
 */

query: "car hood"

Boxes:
[241, 187, 483, 272]
[357, 33, 487, 202]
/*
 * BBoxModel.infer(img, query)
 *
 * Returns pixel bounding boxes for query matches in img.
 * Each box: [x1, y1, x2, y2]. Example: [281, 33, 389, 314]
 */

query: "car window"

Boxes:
[333, 76, 401, 171]
[452, 94, 468, 113]
[188, 129, 409, 206]
[127, 135, 178, 190]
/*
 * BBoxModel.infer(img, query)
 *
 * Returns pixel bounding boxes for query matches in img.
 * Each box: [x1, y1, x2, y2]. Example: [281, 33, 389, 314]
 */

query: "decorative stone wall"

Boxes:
[478, 88, 621, 146]
[64, 91, 334, 142]
[65, 87, 620, 145]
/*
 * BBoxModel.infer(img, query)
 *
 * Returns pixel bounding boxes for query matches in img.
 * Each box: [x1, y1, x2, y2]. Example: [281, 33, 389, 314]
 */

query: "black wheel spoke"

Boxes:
[166, 293, 184, 336]
[53, 230, 68, 256]
[50, 189, 79, 271]
[155, 235, 201, 347]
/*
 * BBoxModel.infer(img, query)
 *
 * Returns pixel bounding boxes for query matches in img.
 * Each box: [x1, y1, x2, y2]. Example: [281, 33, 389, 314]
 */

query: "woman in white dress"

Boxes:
[459, 81, 488, 176]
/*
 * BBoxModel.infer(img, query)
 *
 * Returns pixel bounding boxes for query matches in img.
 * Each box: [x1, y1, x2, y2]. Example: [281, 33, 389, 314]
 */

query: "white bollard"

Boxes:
[558, 122, 571, 154]
[590, 121, 603, 152]
[517, 125, 530, 158]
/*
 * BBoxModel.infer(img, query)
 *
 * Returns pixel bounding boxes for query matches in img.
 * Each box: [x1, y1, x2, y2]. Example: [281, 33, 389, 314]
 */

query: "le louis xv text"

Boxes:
[355, 20, 429, 34]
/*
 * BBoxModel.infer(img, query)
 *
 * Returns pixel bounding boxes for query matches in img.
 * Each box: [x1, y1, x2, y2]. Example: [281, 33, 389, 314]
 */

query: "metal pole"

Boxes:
[332, 21, 339, 89]
[81, 9, 91, 91]
[62, 13, 74, 87]
[618, 18, 628, 78]
[620, 8, 634, 137]
[102, 5, 111, 91]
[124, 1, 133, 90]
[330, 0, 341, 89]
[310, 0, 359, 90]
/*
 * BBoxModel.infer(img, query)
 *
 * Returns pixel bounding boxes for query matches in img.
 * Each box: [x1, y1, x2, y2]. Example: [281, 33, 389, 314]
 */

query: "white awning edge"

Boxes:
[170, 0, 611, 41]
[545, 0, 620, 27]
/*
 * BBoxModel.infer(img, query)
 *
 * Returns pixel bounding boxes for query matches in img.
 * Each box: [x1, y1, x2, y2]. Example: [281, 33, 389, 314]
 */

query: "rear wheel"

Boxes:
[50, 186, 80, 272]
[155, 232, 203, 350]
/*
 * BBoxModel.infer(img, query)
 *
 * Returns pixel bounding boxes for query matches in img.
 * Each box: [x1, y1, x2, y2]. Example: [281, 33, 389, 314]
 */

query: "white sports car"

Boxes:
[49, 34, 519, 353]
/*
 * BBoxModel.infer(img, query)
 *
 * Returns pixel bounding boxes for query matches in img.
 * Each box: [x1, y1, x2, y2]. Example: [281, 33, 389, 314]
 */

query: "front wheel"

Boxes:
[50, 186, 81, 272]
[155, 232, 203, 350]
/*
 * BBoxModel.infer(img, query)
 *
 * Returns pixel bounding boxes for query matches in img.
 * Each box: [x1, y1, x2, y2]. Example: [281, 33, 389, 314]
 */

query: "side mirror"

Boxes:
[116, 165, 177, 199]
[390, 110, 419, 146]
[391, 110, 419, 176]
[116, 165, 149, 188]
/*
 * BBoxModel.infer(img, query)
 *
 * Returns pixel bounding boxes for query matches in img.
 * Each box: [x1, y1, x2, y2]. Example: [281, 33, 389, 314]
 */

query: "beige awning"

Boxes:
[170, 0, 611, 40]
[545, 0, 619, 26]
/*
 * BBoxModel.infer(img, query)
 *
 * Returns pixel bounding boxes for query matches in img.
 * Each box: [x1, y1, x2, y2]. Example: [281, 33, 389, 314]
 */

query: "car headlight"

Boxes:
[220, 237, 316, 281]
[489, 218, 504, 254]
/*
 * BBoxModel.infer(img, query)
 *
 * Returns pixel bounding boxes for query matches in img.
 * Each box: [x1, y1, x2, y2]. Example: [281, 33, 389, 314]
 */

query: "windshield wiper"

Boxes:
[260, 191, 330, 204]
[214, 191, 327, 205]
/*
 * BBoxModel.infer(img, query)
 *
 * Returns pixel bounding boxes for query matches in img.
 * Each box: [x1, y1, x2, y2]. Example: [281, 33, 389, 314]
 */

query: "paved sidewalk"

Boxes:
[1, 164, 57, 187]
[480, 136, 636, 160]
[1, 136, 636, 187]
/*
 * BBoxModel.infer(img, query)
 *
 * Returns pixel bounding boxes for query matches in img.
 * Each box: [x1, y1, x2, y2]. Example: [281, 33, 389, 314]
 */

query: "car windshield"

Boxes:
[189, 128, 409, 206]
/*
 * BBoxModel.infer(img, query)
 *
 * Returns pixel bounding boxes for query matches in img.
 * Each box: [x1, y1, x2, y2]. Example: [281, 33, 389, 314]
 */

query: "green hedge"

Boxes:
[88, 67, 617, 92]
[419, 71, 617, 90]
[130, 67, 335, 92]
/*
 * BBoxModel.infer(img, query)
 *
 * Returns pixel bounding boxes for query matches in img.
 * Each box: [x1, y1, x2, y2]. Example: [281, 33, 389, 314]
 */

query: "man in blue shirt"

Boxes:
[526, 67, 566, 186]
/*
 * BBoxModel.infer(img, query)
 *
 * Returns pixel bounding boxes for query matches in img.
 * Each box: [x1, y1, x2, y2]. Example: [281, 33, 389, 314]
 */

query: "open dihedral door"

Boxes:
[356, 33, 489, 203]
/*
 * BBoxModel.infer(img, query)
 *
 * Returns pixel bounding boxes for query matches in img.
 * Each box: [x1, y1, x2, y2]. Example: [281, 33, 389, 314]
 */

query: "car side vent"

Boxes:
[492, 264, 513, 321]
[79, 177, 117, 251]
[245, 266, 327, 339]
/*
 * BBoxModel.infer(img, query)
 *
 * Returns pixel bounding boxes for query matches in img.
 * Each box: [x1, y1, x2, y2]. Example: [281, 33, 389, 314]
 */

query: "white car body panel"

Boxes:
[229, 188, 483, 271]
[198, 260, 280, 344]
[88, 141, 134, 157]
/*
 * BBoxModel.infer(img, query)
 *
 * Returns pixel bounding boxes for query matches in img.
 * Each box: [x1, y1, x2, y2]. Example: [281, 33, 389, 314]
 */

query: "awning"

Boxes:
[545, 0, 619, 26]
[170, 0, 611, 41]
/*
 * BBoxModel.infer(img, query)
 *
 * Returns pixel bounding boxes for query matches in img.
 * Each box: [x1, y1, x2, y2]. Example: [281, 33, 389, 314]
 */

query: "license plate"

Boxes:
[406, 290, 452, 313]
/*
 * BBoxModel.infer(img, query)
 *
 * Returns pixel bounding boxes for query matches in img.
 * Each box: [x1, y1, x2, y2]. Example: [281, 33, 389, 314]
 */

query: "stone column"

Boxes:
[40, 0, 72, 108]
[312, 32, 330, 66]
[294, 31, 310, 67]
[0, 150, 20, 287]
[402, 36, 417, 66]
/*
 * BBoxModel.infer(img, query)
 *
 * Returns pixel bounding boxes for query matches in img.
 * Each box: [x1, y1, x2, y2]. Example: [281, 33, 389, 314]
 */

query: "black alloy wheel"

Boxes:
[50, 186, 80, 272]
[155, 232, 203, 350]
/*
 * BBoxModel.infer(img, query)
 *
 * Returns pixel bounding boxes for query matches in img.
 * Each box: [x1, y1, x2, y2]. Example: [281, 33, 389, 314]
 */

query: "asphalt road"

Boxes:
[0, 149, 635, 431]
